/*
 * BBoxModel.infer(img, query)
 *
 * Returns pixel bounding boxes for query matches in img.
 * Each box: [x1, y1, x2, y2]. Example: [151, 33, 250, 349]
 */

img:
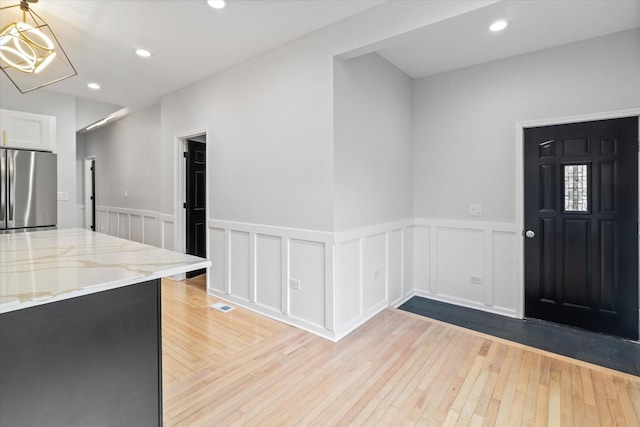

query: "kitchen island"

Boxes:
[0, 228, 210, 427]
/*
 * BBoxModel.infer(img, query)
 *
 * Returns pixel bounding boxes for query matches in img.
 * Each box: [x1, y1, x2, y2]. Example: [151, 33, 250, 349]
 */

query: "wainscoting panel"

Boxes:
[363, 233, 387, 311]
[437, 227, 484, 303]
[118, 214, 129, 240]
[412, 219, 518, 317]
[108, 212, 118, 237]
[207, 218, 407, 340]
[402, 227, 414, 301]
[208, 228, 225, 293]
[335, 239, 362, 328]
[255, 234, 282, 313]
[144, 217, 161, 248]
[412, 225, 430, 293]
[388, 229, 403, 305]
[493, 231, 518, 311]
[229, 231, 251, 301]
[92, 210, 523, 338]
[130, 216, 142, 243]
[289, 239, 326, 328]
[207, 220, 335, 340]
[95, 211, 521, 339]
[160, 215, 174, 251]
[97, 210, 107, 234]
[96, 206, 174, 250]
[334, 219, 414, 339]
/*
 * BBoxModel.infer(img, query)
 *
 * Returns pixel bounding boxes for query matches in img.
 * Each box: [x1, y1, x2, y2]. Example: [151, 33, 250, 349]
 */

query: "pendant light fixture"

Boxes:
[0, 0, 76, 93]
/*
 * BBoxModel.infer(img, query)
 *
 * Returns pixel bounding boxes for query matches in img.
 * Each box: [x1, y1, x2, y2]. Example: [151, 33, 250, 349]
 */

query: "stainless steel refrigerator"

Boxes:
[1, 149, 57, 232]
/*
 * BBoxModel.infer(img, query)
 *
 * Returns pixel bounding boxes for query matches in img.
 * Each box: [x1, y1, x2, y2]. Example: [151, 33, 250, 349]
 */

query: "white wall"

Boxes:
[333, 53, 414, 231]
[79, 105, 169, 248]
[5, 4, 635, 341]
[0, 82, 78, 228]
[49, 0, 503, 339]
[160, 41, 335, 231]
[333, 52, 414, 333]
[156, 1, 494, 338]
[83, 105, 161, 212]
[76, 133, 86, 208]
[411, 29, 640, 316]
[159, 0, 496, 231]
[413, 29, 640, 223]
[75, 98, 123, 130]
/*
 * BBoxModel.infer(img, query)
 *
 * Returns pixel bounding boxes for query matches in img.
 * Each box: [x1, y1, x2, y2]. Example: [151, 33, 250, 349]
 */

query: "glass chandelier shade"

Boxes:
[0, 1, 76, 93]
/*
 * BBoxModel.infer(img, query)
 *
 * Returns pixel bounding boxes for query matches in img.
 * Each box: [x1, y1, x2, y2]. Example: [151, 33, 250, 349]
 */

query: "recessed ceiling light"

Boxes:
[87, 83, 101, 90]
[489, 20, 508, 32]
[207, 0, 226, 9]
[135, 48, 152, 58]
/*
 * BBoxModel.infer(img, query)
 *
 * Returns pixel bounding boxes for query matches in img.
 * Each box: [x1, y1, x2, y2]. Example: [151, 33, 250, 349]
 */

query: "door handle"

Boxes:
[525, 230, 535, 238]
[8, 151, 14, 222]
[0, 150, 4, 226]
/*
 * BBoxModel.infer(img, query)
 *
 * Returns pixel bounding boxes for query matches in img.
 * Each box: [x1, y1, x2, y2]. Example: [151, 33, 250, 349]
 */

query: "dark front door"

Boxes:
[185, 140, 207, 278]
[524, 117, 638, 339]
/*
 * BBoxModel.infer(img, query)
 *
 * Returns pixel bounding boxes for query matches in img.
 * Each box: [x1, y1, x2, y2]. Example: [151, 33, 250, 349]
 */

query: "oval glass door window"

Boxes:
[564, 164, 588, 212]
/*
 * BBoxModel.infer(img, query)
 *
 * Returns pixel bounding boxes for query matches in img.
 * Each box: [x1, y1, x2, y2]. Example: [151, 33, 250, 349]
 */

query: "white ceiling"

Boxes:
[377, 0, 640, 78]
[0, 0, 384, 110]
[1, 0, 639, 115]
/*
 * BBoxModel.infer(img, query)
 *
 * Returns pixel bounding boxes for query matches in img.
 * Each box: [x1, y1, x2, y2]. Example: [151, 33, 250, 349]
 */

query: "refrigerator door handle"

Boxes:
[8, 150, 14, 224]
[0, 150, 5, 228]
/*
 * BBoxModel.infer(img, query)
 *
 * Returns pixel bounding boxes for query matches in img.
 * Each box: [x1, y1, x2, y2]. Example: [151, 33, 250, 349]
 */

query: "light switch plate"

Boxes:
[57, 191, 69, 201]
[470, 204, 482, 216]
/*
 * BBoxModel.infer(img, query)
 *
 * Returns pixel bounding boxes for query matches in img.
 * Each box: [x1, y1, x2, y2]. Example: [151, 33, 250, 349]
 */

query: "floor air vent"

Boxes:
[210, 302, 235, 313]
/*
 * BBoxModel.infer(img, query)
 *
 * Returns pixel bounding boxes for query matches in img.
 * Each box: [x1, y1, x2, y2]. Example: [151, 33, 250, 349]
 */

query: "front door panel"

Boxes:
[524, 117, 638, 339]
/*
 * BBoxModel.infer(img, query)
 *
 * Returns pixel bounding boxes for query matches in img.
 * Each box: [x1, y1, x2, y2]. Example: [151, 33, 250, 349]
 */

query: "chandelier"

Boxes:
[0, 0, 76, 93]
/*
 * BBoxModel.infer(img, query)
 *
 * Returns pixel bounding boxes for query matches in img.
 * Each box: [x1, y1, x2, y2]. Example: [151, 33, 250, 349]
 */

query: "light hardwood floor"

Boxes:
[162, 277, 640, 426]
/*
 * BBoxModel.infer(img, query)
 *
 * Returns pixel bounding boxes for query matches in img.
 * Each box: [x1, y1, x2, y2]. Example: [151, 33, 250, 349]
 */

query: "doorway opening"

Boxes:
[174, 130, 208, 282]
[185, 137, 207, 278]
[517, 111, 640, 340]
[84, 156, 96, 231]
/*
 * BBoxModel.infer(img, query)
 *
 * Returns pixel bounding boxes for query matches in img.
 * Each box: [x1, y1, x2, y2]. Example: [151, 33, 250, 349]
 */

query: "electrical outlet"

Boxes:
[371, 269, 379, 280]
[470, 275, 483, 284]
[289, 279, 301, 290]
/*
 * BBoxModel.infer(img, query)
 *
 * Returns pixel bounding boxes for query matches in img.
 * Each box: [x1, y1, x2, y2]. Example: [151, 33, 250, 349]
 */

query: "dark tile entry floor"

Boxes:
[399, 296, 640, 377]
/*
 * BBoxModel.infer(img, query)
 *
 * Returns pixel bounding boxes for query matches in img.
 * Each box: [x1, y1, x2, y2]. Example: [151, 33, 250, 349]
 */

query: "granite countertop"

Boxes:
[0, 228, 211, 314]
